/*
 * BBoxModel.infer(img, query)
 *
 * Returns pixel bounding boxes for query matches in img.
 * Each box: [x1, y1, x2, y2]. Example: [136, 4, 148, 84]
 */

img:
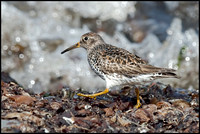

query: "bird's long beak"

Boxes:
[61, 42, 80, 54]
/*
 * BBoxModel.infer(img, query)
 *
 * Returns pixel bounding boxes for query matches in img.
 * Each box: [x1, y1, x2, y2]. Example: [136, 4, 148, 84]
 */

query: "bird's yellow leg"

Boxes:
[77, 88, 109, 99]
[134, 88, 141, 108]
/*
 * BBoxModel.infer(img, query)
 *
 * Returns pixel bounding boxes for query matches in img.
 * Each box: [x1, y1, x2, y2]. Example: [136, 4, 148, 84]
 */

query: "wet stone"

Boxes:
[1, 73, 199, 133]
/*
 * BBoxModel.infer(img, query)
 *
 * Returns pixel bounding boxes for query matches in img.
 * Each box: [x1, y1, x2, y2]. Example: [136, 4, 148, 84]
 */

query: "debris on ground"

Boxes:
[1, 72, 199, 133]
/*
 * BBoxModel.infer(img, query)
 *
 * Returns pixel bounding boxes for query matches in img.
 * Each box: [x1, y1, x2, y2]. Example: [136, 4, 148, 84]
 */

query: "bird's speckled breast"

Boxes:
[87, 43, 144, 80]
[87, 44, 112, 80]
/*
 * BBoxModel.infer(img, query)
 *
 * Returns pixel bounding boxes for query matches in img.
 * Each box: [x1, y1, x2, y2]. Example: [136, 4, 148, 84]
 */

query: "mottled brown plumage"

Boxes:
[61, 32, 179, 108]
[88, 43, 178, 80]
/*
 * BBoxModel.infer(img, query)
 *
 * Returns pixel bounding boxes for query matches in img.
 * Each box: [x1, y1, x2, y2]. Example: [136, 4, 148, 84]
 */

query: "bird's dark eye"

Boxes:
[84, 37, 88, 41]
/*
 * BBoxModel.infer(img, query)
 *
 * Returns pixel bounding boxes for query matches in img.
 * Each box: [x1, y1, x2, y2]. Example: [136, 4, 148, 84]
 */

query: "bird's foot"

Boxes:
[134, 101, 141, 109]
[77, 93, 97, 99]
[77, 88, 109, 99]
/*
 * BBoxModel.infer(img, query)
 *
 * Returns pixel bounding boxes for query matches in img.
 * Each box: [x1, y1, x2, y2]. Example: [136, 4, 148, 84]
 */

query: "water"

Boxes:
[1, 1, 199, 93]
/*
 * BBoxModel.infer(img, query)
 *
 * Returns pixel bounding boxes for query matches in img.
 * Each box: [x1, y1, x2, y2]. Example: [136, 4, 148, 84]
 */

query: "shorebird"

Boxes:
[61, 32, 179, 108]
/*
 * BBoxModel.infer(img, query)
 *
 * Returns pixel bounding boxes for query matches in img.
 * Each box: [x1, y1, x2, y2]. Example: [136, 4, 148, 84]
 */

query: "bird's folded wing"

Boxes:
[99, 49, 176, 78]
[92, 44, 177, 78]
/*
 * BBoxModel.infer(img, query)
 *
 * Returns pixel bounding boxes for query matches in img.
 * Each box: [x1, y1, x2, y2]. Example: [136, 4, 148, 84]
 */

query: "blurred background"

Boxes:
[1, 1, 199, 93]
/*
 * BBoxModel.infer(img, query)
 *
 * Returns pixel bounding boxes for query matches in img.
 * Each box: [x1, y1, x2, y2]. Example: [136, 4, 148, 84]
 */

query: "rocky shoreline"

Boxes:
[1, 72, 199, 133]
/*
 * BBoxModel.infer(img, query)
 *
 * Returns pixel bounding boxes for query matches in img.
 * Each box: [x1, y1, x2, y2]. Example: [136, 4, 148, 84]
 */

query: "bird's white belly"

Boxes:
[105, 73, 154, 89]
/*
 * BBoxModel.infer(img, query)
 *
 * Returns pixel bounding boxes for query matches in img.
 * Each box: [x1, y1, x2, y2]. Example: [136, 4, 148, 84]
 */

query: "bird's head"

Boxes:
[61, 32, 105, 54]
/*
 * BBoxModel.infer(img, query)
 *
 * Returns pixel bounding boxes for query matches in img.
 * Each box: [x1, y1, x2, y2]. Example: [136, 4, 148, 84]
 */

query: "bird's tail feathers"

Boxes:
[155, 71, 180, 79]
